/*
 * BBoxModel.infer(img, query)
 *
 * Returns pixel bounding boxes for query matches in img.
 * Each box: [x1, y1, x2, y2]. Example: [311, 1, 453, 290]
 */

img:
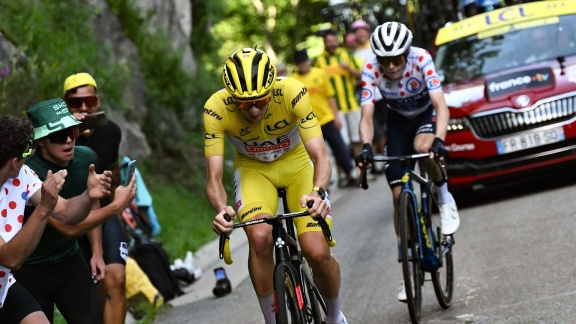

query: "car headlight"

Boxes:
[447, 118, 469, 132]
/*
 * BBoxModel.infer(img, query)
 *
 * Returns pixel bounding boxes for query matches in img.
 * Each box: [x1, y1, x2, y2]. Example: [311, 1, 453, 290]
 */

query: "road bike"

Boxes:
[359, 153, 455, 324]
[218, 188, 336, 324]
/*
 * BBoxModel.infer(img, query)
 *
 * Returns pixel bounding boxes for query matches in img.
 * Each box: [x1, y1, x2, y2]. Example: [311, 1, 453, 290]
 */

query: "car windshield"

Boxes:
[435, 14, 576, 84]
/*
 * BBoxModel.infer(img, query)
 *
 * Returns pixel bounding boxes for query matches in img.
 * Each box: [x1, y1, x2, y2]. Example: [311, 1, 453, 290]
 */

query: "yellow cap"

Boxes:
[63, 72, 98, 95]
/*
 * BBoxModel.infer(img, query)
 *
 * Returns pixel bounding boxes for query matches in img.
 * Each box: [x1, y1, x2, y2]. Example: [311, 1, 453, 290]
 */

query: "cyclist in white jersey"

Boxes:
[356, 22, 461, 302]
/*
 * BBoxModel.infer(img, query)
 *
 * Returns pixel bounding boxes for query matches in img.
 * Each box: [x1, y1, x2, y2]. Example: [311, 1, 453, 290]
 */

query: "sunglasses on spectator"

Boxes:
[377, 55, 406, 67]
[234, 96, 271, 110]
[22, 138, 36, 158]
[48, 126, 80, 144]
[66, 96, 99, 109]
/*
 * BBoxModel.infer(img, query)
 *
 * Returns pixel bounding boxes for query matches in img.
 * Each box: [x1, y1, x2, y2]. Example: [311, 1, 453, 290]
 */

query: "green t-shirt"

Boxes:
[23, 145, 99, 264]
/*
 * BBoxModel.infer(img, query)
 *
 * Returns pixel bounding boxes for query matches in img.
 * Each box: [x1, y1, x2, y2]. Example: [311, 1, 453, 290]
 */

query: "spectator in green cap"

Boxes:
[0, 112, 112, 323]
[11, 98, 136, 324]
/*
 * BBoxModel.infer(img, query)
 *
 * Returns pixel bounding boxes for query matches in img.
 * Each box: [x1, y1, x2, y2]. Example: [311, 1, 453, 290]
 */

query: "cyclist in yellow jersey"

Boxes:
[206, 48, 347, 324]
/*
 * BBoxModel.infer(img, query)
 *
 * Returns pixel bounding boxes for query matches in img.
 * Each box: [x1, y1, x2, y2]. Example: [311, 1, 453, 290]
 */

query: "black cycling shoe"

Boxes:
[212, 267, 232, 297]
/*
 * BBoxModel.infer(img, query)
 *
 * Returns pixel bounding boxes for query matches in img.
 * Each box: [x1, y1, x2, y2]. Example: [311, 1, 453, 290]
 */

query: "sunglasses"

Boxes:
[377, 55, 406, 67]
[48, 126, 80, 144]
[235, 97, 271, 110]
[66, 96, 99, 109]
[22, 138, 36, 158]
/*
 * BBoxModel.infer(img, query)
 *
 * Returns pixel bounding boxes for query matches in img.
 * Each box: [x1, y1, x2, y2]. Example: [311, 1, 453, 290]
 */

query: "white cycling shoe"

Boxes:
[325, 311, 348, 324]
[397, 281, 407, 303]
[439, 201, 460, 235]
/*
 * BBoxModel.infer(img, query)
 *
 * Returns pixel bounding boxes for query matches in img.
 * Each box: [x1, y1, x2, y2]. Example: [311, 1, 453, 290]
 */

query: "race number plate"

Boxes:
[496, 126, 565, 154]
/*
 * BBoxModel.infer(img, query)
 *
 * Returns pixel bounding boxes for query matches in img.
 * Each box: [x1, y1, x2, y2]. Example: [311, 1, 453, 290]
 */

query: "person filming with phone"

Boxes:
[62, 72, 129, 324]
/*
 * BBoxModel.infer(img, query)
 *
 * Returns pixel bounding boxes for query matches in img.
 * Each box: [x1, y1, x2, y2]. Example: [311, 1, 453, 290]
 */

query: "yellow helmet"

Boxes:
[222, 48, 277, 100]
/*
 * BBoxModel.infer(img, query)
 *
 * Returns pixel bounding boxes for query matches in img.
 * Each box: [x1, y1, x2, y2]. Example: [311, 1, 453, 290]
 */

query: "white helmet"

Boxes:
[370, 22, 413, 57]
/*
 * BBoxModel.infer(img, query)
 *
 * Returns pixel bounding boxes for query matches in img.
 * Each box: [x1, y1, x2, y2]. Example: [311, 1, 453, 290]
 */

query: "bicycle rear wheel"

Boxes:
[430, 215, 454, 309]
[399, 191, 422, 324]
[274, 263, 305, 324]
[300, 259, 324, 323]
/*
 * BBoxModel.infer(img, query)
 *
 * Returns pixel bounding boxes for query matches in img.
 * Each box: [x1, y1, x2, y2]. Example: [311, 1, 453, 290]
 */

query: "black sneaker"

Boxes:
[212, 267, 232, 297]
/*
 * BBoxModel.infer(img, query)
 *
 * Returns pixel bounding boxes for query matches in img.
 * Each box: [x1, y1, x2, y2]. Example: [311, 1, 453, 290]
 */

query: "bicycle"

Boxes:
[217, 188, 336, 324]
[358, 153, 455, 324]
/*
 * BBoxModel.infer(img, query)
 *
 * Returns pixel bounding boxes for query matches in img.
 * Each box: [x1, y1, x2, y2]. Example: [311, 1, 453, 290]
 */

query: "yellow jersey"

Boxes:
[313, 47, 362, 114]
[289, 68, 335, 127]
[203, 77, 322, 162]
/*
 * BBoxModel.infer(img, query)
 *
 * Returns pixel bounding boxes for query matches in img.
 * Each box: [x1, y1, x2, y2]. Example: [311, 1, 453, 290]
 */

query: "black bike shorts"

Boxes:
[385, 107, 436, 188]
[12, 252, 102, 323]
[79, 216, 128, 266]
[0, 282, 43, 324]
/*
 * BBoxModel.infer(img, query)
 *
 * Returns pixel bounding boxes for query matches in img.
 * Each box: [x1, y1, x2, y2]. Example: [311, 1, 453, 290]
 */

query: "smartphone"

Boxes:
[123, 160, 137, 186]
[78, 111, 108, 131]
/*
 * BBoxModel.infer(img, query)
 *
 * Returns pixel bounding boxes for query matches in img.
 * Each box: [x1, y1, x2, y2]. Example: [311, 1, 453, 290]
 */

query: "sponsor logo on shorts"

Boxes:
[240, 206, 262, 221]
[120, 242, 128, 261]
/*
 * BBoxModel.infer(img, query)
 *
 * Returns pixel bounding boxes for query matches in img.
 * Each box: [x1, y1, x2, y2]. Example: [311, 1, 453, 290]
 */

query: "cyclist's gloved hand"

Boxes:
[429, 137, 449, 158]
[354, 143, 374, 166]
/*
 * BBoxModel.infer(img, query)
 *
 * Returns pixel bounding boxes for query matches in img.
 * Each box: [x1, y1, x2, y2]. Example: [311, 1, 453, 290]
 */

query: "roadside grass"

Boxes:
[148, 179, 217, 260]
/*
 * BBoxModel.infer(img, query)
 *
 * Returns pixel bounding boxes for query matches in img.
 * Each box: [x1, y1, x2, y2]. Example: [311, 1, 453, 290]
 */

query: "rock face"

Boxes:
[0, 0, 196, 161]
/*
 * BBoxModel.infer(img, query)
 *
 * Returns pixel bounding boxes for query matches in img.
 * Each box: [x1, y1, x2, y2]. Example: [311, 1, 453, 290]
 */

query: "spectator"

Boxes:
[290, 49, 357, 187]
[351, 20, 372, 61]
[0, 114, 111, 323]
[63, 72, 128, 324]
[276, 62, 288, 77]
[344, 32, 357, 51]
[313, 29, 365, 182]
[13, 99, 136, 323]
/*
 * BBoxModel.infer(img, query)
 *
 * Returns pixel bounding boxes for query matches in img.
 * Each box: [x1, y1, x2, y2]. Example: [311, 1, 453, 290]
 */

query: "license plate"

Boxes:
[496, 127, 565, 154]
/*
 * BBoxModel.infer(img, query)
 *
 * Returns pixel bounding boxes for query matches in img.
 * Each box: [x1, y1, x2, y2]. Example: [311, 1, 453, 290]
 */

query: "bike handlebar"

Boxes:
[358, 153, 433, 190]
[218, 200, 336, 264]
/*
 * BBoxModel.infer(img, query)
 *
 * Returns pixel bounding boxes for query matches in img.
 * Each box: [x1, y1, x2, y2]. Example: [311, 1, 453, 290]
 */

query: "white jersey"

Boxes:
[0, 165, 41, 307]
[360, 46, 443, 119]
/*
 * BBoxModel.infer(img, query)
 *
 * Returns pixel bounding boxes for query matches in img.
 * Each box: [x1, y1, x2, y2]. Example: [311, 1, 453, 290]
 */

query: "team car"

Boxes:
[434, 0, 576, 192]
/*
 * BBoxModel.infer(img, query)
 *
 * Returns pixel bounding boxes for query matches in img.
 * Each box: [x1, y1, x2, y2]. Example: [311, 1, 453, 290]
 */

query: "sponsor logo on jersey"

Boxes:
[272, 88, 284, 104]
[426, 77, 442, 90]
[204, 108, 223, 120]
[243, 136, 291, 153]
[205, 132, 217, 139]
[299, 111, 318, 129]
[291, 87, 308, 108]
[264, 119, 292, 135]
[222, 97, 235, 106]
[405, 77, 422, 93]
[362, 88, 373, 101]
[240, 127, 251, 136]
[306, 222, 320, 228]
[362, 71, 376, 80]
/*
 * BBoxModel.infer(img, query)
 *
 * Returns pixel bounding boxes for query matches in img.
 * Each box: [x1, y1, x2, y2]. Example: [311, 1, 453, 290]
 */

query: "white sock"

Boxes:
[258, 294, 276, 324]
[322, 295, 341, 322]
[437, 183, 454, 205]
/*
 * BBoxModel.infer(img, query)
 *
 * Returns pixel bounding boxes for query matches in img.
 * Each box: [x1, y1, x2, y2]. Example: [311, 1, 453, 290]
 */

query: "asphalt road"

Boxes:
[155, 169, 576, 323]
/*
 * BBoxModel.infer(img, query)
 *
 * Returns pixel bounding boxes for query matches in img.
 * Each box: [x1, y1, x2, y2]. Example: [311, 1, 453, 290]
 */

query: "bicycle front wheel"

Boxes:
[430, 219, 454, 309]
[399, 191, 422, 324]
[300, 258, 324, 323]
[274, 263, 305, 324]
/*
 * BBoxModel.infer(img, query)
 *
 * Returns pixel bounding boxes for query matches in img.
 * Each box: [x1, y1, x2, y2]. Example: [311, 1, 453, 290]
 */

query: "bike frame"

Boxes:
[218, 188, 331, 322]
[362, 154, 455, 270]
[399, 160, 439, 271]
